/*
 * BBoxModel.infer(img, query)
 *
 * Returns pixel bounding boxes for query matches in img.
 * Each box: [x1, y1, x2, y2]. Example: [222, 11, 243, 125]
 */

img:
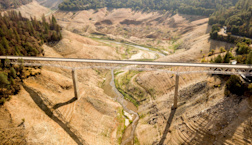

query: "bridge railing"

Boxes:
[0, 56, 251, 144]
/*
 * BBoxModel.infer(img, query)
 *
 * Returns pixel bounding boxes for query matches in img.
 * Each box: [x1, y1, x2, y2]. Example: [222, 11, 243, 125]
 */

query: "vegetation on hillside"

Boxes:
[236, 42, 252, 64]
[209, 0, 252, 38]
[210, 41, 252, 64]
[225, 75, 252, 97]
[0, 0, 32, 10]
[208, 5, 252, 65]
[58, 0, 238, 16]
[225, 75, 244, 96]
[114, 71, 141, 107]
[205, 41, 252, 97]
[0, 11, 62, 56]
[0, 11, 62, 105]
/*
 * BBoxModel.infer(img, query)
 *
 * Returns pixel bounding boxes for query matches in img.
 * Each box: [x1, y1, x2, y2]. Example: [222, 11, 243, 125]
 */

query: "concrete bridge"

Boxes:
[0, 56, 251, 109]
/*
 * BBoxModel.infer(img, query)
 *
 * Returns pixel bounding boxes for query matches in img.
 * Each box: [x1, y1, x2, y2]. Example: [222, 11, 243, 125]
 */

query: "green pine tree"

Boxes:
[0, 73, 10, 87]
[0, 44, 5, 55]
[10, 67, 17, 78]
[214, 55, 223, 63]
[246, 51, 252, 64]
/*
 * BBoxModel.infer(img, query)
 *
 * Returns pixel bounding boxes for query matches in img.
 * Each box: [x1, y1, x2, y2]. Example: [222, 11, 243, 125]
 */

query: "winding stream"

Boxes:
[104, 39, 167, 144]
[110, 69, 139, 145]
[99, 40, 166, 58]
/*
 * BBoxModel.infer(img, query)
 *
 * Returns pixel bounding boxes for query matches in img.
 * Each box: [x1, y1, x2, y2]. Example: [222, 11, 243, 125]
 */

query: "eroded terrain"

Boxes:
[0, 1, 251, 145]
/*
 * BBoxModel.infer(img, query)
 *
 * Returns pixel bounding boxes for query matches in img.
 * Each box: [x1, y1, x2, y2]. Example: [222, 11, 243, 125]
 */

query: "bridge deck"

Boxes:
[0, 56, 251, 69]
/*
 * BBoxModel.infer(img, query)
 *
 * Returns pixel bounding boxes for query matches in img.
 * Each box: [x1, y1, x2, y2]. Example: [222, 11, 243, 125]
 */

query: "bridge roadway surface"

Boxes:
[0, 56, 251, 69]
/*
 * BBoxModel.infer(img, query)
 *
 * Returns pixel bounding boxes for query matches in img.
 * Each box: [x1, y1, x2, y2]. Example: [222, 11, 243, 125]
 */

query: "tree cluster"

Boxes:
[0, 0, 32, 10]
[211, 40, 251, 64]
[225, 75, 245, 96]
[225, 74, 252, 97]
[209, 21, 252, 45]
[236, 42, 252, 64]
[209, 0, 252, 38]
[0, 60, 21, 105]
[213, 51, 235, 63]
[58, 0, 237, 16]
[0, 11, 62, 56]
[0, 11, 62, 105]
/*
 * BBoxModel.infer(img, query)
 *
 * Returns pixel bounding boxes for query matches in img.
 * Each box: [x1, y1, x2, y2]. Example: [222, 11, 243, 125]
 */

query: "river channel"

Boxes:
[109, 69, 139, 145]
[100, 39, 166, 144]
[98, 40, 166, 60]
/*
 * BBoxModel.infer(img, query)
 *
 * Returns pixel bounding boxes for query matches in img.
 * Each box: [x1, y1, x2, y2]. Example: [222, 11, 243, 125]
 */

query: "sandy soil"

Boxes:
[54, 8, 209, 50]
[130, 50, 157, 60]
[0, 29, 124, 144]
[16, 1, 51, 19]
[52, 9, 247, 145]
[53, 30, 120, 59]
[135, 72, 252, 144]
[1, 2, 251, 145]
[36, 0, 63, 10]
[132, 28, 238, 144]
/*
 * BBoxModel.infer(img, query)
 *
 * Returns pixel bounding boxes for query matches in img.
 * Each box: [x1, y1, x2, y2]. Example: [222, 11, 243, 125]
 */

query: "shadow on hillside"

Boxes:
[22, 84, 86, 145]
[196, 95, 252, 145]
[158, 108, 177, 145]
[176, 93, 251, 145]
[157, 77, 251, 144]
[208, 38, 235, 51]
[180, 14, 208, 22]
[206, 24, 212, 34]
[53, 97, 77, 110]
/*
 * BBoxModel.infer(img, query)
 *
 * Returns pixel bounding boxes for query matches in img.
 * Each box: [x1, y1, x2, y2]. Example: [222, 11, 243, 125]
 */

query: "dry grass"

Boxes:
[0, 28, 123, 144]
[54, 8, 209, 51]
[1, 2, 250, 145]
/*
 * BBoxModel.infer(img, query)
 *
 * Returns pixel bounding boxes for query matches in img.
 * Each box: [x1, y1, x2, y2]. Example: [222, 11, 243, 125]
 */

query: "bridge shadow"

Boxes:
[53, 97, 77, 110]
[196, 95, 252, 145]
[158, 108, 177, 145]
[22, 84, 86, 145]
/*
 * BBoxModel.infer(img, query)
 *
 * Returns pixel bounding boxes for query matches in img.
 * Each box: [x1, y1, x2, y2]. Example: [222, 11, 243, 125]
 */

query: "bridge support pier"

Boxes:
[72, 69, 79, 100]
[172, 74, 179, 110]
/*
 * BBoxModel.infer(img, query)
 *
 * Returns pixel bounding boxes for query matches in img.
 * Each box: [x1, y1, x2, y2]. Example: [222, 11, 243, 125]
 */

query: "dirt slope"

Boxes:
[1, 3, 251, 145]
[54, 8, 209, 51]
[135, 74, 252, 144]
[54, 30, 120, 59]
[54, 7, 232, 63]
[15, 1, 50, 18]
[36, 0, 63, 9]
[0, 29, 124, 144]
